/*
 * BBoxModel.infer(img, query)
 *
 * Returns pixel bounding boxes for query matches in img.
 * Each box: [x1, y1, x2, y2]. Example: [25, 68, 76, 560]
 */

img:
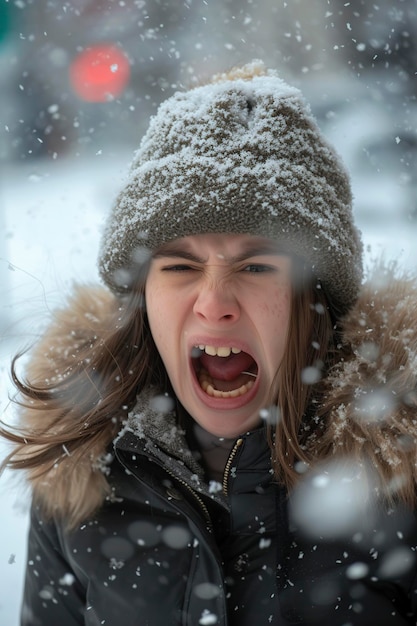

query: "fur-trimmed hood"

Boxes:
[15, 267, 417, 520]
[318, 266, 417, 504]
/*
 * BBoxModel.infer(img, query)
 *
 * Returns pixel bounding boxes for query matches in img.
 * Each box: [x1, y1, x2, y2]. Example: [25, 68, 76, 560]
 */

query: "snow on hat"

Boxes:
[98, 60, 363, 315]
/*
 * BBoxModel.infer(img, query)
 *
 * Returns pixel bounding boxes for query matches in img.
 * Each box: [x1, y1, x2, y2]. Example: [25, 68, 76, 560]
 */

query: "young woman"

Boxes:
[2, 61, 417, 625]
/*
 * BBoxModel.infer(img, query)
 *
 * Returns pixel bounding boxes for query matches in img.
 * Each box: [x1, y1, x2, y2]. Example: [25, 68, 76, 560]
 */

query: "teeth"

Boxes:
[198, 370, 254, 398]
[217, 346, 232, 357]
[196, 345, 242, 358]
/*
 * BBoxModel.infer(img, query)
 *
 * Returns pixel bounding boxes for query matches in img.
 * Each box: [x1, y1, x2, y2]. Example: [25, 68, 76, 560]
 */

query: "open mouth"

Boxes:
[191, 344, 258, 399]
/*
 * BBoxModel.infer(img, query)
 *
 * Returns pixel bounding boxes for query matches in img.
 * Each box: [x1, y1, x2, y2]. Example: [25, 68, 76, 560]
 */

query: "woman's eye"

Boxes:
[242, 264, 273, 273]
[162, 264, 195, 272]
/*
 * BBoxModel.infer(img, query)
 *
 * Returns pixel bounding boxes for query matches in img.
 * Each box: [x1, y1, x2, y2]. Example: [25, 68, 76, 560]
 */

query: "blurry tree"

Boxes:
[0, 1, 12, 44]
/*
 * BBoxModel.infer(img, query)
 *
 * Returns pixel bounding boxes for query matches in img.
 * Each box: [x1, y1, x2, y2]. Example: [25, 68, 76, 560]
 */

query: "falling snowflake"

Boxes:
[199, 610, 218, 625]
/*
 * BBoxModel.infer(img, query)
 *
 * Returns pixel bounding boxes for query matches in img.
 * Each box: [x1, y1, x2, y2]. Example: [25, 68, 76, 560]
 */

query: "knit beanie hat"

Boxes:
[98, 60, 363, 315]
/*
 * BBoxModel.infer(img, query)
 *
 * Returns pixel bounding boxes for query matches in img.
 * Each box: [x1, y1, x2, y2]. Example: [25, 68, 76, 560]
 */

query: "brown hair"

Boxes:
[270, 259, 338, 487]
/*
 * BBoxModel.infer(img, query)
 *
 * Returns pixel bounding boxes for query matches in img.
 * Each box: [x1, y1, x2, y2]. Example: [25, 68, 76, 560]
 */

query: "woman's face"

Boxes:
[145, 233, 292, 438]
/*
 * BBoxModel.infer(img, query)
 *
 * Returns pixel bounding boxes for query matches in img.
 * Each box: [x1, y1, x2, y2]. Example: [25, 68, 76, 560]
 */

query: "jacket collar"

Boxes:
[115, 388, 273, 506]
[115, 388, 204, 477]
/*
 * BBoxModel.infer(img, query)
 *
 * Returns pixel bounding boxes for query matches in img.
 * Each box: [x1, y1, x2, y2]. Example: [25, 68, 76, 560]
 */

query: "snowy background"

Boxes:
[1, 1, 417, 623]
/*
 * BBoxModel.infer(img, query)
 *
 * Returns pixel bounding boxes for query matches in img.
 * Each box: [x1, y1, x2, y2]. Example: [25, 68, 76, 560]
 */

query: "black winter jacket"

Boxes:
[22, 393, 417, 626]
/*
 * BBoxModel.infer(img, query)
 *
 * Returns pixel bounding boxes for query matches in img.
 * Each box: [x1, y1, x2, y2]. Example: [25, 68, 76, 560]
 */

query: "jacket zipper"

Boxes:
[164, 466, 213, 531]
[222, 438, 244, 496]
[115, 447, 213, 531]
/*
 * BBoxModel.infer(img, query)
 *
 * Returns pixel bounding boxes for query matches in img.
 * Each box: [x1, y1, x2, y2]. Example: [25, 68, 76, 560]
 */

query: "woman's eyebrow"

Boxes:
[153, 247, 204, 262]
[231, 244, 284, 263]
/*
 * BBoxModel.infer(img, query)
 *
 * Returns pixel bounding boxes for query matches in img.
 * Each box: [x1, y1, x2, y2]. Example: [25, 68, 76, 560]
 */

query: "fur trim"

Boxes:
[24, 284, 117, 389]
[17, 285, 120, 527]
[318, 266, 417, 504]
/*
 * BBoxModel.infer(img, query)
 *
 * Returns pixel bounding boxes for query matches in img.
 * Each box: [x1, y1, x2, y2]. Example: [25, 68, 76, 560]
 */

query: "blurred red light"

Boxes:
[69, 44, 130, 102]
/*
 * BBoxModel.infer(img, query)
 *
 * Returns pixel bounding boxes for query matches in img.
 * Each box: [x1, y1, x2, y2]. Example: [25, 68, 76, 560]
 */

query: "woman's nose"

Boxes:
[193, 281, 240, 324]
